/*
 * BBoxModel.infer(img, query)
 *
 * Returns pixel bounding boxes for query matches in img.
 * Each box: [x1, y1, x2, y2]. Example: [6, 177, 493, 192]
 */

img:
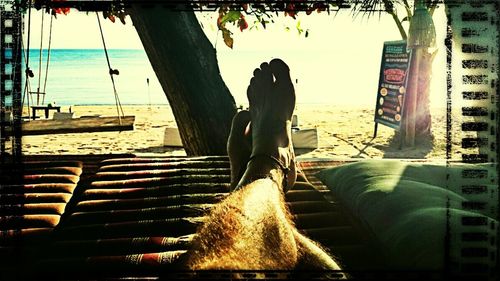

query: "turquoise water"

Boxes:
[22, 49, 167, 105]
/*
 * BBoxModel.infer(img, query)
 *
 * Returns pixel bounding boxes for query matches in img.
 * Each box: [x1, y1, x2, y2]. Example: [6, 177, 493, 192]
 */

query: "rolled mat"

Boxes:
[0, 214, 61, 229]
[22, 174, 80, 184]
[65, 204, 213, 225]
[55, 217, 205, 239]
[50, 235, 194, 257]
[81, 184, 229, 200]
[35, 250, 187, 274]
[0, 183, 77, 194]
[89, 175, 230, 189]
[0, 203, 66, 215]
[74, 193, 227, 212]
[0, 227, 53, 242]
[94, 168, 230, 181]
[99, 161, 230, 172]
[22, 161, 83, 169]
[22, 166, 83, 176]
[99, 156, 228, 166]
[0, 193, 73, 204]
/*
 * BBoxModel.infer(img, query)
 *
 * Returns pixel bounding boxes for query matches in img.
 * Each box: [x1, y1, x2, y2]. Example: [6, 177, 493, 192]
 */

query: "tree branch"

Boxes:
[428, 0, 439, 16]
[402, 0, 413, 20]
[383, 0, 407, 40]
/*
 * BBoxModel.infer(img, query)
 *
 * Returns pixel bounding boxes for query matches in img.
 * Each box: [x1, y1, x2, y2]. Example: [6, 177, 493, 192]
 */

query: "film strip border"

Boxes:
[0, 0, 498, 279]
[447, 1, 499, 280]
[0, 0, 22, 165]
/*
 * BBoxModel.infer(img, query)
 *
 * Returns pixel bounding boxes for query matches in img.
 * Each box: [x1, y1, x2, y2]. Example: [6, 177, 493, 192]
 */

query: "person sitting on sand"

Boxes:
[185, 59, 341, 270]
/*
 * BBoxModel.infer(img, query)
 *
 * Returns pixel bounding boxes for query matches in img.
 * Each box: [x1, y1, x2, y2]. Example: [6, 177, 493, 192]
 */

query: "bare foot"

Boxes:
[238, 58, 297, 191]
[227, 110, 251, 189]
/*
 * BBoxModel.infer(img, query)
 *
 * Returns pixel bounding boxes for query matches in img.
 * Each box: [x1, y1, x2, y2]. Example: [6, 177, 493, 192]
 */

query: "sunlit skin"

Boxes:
[186, 59, 341, 270]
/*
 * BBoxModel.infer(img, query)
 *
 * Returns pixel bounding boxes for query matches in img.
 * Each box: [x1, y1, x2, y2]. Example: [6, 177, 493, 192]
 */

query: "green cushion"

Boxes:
[317, 160, 497, 270]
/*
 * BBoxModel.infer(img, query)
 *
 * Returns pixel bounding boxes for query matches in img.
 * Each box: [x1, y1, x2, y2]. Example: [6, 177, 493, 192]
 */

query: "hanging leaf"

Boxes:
[305, 30, 309, 38]
[118, 12, 126, 25]
[108, 14, 116, 23]
[401, 16, 409, 22]
[221, 10, 241, 25]
[222, 28, 233, 49]
[217, 13, 224, 28]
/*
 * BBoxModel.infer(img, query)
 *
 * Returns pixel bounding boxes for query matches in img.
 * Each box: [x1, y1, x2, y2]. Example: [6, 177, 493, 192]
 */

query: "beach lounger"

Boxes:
[27, 156, 378, 278]
[0, 160, 82, 274]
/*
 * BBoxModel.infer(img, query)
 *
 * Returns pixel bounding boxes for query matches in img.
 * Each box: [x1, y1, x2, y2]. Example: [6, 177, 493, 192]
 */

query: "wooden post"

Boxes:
[404, 47, 422, 147]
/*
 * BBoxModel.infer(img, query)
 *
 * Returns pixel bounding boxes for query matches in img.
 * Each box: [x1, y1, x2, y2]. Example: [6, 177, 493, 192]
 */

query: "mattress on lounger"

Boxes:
[317, 160, 497, 270]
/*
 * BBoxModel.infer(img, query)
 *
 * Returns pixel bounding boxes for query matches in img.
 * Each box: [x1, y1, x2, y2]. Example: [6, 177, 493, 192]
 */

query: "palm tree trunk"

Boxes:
[128, 4, 237, 156]
[415, 49, 436, 139]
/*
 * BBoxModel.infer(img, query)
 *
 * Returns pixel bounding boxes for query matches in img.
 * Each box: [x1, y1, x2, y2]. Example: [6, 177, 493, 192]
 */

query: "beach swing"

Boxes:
[17, 11, 135, 135]
[22, 10, 61, 120]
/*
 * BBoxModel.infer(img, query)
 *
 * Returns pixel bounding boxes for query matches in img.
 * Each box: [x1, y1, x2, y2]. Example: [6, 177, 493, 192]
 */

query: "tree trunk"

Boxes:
[415, 49, 436, 140]
[128, 4, 236, 156]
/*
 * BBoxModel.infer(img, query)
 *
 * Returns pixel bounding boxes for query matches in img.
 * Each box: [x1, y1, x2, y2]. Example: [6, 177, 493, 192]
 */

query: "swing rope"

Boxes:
[23, 3, 32, 118]
[96, 12, 124, 125]
[36, 10, 44, 105]
[42, 13, 54, 99]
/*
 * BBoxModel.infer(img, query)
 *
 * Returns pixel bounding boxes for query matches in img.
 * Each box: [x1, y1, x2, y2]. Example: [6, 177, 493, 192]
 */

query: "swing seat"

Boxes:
[19, 115, 135, 135]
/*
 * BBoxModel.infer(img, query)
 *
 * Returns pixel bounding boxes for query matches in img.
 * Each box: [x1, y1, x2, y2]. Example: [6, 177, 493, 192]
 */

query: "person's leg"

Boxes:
[186, 59, 340, 270]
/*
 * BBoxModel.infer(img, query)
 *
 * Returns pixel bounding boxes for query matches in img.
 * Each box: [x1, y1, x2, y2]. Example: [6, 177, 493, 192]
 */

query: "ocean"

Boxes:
[21, 48, 447, 108]
[22, 49, 167, 106]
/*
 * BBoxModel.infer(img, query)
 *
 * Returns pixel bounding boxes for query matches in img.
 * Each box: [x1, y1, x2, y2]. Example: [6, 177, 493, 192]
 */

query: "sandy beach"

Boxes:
[13, 104, 467, 160]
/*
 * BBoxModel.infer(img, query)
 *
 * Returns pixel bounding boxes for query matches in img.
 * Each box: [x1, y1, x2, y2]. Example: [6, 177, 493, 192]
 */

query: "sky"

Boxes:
[22, 5, 448, 107]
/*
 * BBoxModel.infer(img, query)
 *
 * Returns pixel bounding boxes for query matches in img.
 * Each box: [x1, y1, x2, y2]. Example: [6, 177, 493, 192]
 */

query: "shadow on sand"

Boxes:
[381, 132, 434, 159]
[332, 132, 435, 159]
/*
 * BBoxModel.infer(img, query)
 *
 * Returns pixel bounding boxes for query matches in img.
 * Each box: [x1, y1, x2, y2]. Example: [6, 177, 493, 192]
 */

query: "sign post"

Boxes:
[373, 40, 412, 147]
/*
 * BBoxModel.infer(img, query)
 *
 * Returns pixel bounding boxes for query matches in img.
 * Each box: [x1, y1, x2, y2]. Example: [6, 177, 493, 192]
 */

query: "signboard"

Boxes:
[374, 40, 412, 131]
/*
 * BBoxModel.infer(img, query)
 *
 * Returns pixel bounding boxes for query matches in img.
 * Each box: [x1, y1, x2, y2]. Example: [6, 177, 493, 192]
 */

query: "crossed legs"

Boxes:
[186, 59, 340, 270]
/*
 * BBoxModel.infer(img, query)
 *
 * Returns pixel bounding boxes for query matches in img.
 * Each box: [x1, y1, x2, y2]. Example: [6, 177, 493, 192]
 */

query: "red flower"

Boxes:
[52, 0, 70, 15]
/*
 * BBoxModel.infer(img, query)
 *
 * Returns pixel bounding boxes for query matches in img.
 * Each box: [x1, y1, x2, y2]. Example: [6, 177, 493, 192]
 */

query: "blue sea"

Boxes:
[22, 49, 168, 105]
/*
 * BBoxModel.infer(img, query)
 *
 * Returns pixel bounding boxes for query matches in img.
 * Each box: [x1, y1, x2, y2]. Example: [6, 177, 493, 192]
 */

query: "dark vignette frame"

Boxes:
[0, 0, 498, 280]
